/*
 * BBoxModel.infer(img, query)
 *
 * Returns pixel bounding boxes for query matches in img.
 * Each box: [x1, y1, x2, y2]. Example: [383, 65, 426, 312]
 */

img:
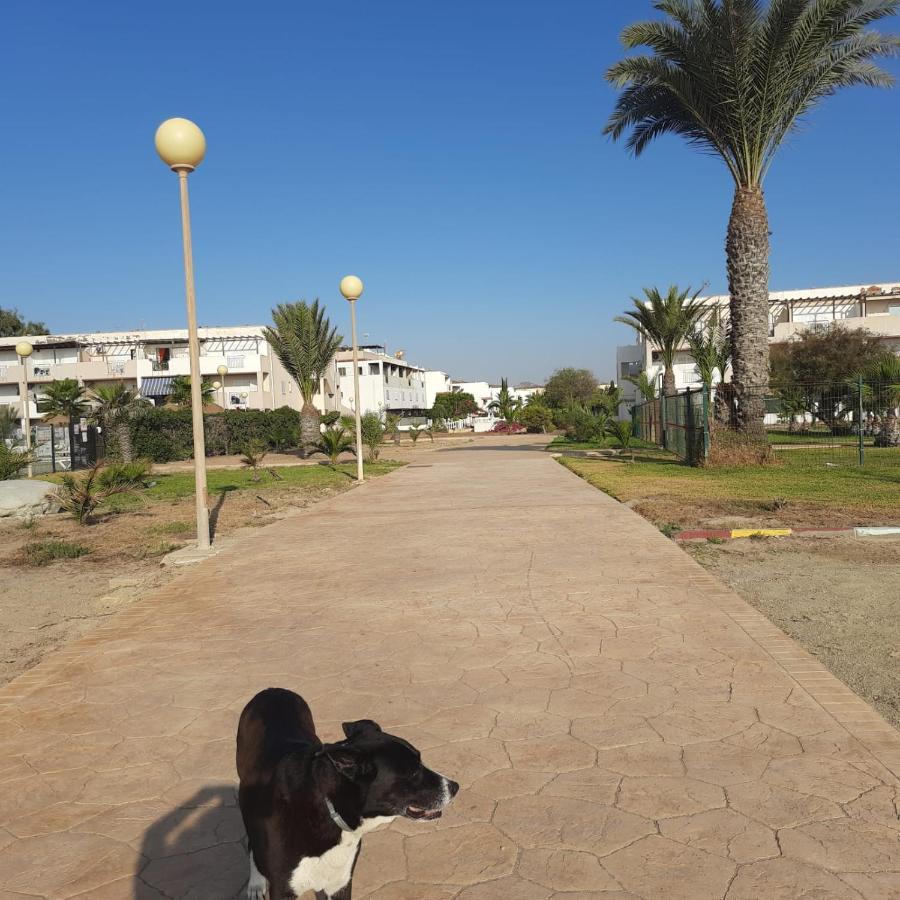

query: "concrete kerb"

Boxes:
[676, 525, 900, 542]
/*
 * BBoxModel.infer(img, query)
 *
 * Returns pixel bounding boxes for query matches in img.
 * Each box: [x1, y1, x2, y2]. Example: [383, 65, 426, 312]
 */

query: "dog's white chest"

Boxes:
[289, 817, 394, 896]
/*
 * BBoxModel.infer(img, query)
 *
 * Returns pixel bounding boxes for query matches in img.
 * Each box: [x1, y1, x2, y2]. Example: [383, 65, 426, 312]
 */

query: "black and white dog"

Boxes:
[236, 688, 459, 900]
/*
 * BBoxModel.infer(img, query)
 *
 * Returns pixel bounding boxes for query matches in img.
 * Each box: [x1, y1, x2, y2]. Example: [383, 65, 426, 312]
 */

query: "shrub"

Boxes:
[128, 406, 301, 462]
[519, 404, 555, 434]
[22, 540, 90, 566]
[360, 412, 385, 461]
[240, 439, 269, 482]
[557, 407, 605, 442]
[491, 422, 527, 434]
[408, 425, 422, 444]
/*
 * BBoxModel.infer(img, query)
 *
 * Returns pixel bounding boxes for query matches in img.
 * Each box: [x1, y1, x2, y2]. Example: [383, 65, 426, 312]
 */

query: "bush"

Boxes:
[491, 422, 527, 434]
[556, 407, 606, 442]
[128, 406, 301, 462]
[360, 412, 385, 461]
[58, 460, 153, 524]
[519, 405, 554, 434]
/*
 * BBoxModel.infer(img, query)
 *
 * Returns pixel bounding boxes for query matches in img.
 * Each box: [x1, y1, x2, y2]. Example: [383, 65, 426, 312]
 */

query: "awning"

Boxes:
[140, 376, 174, 397]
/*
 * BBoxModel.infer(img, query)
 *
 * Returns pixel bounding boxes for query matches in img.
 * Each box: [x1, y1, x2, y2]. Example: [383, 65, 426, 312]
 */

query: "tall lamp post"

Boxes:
[16, 341, 33, 478]
[155, 117, 211, 550]
[339, 275, 365, 483]
[217, 364, 228, 410]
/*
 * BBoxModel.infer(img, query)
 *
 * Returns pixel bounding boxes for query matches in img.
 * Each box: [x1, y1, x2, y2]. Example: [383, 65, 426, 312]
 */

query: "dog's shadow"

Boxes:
[134, 784, 248, 899]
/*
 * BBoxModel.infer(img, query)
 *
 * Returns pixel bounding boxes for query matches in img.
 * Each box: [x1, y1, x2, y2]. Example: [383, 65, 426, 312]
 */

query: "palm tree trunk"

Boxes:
[116, 419, 133, 463]
[662, 368, 676, 398]
[726, 186, 770, 435]
[299, 400, 320, 457]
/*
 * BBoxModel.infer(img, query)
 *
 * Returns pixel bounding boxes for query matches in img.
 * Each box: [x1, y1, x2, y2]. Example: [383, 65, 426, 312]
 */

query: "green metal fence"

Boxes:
[631, 379, 900, 468]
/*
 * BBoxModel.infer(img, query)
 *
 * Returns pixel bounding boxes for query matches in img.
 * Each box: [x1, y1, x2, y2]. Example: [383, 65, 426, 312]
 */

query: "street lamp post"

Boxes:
[339, 275, 365, 483]
[217, 364, 228, 410]
[155, 117, 211, 550]
[15, 341, 33, 478]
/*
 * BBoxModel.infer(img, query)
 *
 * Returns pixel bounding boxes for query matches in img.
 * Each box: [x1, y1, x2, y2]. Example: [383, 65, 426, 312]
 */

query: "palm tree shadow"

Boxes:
[135, 784, 248, 899]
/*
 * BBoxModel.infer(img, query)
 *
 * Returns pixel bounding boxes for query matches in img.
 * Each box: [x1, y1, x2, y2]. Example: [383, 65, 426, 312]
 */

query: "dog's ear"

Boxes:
[342, 719, 382, 741]
[323, 743, 368, 781]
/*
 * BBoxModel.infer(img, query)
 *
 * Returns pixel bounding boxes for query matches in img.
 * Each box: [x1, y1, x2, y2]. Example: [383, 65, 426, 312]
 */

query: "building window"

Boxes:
[281, 382, 286, 395]
[369, 363, 380, 375]
[620, 361, 641, 378]
[338, 367, 347, 376]
[226, 355, 244, 369]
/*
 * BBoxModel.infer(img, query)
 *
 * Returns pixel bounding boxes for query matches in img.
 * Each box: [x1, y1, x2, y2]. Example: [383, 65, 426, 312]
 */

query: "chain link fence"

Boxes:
[631, 379, 900, 467]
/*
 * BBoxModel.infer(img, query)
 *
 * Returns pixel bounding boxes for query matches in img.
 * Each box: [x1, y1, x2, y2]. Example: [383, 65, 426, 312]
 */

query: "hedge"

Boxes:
[129, 406, 301, 462]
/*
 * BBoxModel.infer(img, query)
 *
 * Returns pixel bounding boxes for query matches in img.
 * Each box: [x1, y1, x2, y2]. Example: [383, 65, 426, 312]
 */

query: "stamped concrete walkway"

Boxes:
[1, 436, 898, 899]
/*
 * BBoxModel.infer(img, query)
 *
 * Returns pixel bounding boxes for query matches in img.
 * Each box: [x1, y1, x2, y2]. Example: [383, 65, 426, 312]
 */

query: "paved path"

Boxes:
[1, 437, 898, 899]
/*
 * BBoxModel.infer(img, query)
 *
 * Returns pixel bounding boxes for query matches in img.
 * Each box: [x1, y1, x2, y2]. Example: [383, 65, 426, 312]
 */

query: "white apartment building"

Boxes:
[334, 346, 428, 418]
[616, 281, 900, 408]
[450, 380, 545, 411]
[0, 326, 342, 426]
[424, 370, 452, 409]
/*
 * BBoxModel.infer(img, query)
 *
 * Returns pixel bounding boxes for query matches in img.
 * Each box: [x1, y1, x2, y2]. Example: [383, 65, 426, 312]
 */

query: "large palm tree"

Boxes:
[616, 286, 705, 396]
[605, 0, 899, 430]
[263, 300, 343, 455]
[89, 382, 148, 462]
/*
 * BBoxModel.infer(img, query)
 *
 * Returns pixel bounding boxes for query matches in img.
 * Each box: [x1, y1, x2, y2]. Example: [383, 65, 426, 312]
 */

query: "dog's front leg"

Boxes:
[328, 884, 352, 900]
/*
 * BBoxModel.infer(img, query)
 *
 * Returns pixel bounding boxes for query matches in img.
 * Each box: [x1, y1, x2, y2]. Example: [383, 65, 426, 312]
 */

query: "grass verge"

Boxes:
[21, 540, 90, 567]
[559, 451, 899, 529]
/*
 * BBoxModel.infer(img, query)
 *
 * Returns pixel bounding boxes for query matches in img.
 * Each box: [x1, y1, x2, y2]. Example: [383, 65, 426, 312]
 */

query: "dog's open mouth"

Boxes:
[405, 805, 442, 821]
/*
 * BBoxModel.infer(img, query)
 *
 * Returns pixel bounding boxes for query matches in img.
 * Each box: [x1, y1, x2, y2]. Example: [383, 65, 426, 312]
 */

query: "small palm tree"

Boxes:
[865, 355, 900, 447]
[407, 424, 423, 444]
[240, 439, 270, 482]
[168, 375, 214, 408]
[688, 308, 731, 391]
[625, 371, 657, 403]
[316, 426, 355, 465]
[88, 382, 148, 462]
[57, 460, 152, 524]
[264, 300, 343, 456]
[616, 286, 705, 397]
[605, 1, 900, 429]
[488, 378, 522, 425]
[607, 419, 637, 463]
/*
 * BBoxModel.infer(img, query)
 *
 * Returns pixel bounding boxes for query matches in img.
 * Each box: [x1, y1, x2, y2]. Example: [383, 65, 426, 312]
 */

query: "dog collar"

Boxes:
[325, 797, 353, 833]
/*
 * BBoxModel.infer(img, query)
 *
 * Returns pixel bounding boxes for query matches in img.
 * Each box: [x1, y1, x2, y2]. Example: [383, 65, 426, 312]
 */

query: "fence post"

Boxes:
[857, 374, 865, 468]
[50, 425, 56, 474]
[660, 391, 667, 451]
[702, 386, 711, 464]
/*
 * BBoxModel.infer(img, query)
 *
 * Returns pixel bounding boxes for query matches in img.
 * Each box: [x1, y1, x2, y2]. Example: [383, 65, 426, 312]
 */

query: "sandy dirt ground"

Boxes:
[686, 534, 900, 728]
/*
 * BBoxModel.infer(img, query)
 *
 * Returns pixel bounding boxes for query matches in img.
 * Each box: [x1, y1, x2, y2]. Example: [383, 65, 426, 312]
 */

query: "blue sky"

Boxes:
[2, 1, 898, 383]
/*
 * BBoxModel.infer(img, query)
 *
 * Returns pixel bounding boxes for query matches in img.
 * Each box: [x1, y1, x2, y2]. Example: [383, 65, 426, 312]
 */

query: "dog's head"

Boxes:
[323, 719, 459, 821]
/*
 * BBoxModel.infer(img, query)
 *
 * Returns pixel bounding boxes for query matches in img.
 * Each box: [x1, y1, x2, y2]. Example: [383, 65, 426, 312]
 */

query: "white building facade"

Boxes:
[616, 282, 900, 409]
[334, 347, 428, 419]
[0, 325, 343, 426]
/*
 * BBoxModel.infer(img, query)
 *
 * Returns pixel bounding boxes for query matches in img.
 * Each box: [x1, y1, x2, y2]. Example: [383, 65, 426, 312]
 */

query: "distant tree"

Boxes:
[264, 300, 343, 456]
[37, 379, 89, 421]
[0, 406, 17, 440]
[770, 327, 885, 430]
[488, 378, 522, 425]
[432, 392, 478, 420]
[0, 308, 48, 337]
[590, 382, 625, 418]
[543, 368, 598, 409]
[616, 286, 705, 397]
[688, 308, 731, 390]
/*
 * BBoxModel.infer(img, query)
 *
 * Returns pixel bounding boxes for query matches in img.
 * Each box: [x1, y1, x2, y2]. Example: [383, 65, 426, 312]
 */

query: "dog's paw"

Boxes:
[247, 884, 268, 900]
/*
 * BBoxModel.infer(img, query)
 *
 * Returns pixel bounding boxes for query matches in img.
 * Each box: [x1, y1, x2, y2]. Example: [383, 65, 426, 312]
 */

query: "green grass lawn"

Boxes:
[41, 460, 405, 510]
[766, 429, 872, 447]
[560, 450, 899, 512]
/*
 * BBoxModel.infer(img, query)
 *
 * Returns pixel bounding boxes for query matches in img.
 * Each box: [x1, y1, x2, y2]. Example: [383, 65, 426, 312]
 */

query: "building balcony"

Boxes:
[0, 360, 139, 385]
[771, 314, 900, 343]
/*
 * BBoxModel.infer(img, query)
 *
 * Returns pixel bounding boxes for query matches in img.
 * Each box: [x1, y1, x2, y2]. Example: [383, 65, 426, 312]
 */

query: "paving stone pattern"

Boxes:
[0, 437, 897, 899]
